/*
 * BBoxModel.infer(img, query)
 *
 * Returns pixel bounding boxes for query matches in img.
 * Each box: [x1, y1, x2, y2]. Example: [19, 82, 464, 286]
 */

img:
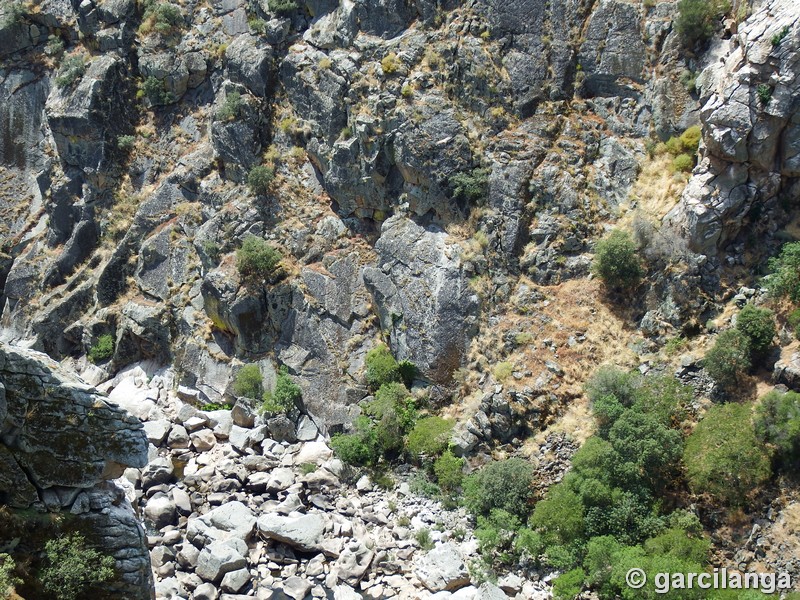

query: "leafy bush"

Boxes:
[330, 420, 374, 466]
[381, 52, 402, 74]
[88, 334, 114, 363]
[267, 0, 298, 15]
[55, 53, 87, 88]
[788, 308, 800, 339]
[407, 416, 454, 457]
[675, 0, 726, 46]
[492, 361, 513, 381]
[40, 533, 115, 600]
[234, 364, 264, 399]
[236, 235, 281, 283]
[247, 165, 275, 196]
[398, 359, 417, 387]
[672, 153, 694, 173]
[679, 125, 702, 152]
[757, 84, 772, 104]
[139, 1, 183, 35]
[415, 528, 434, 551]
[217, 90, 243, 121]
[45, 35, 65, 58]
[703, 329, 751, 389]
[463, 458, 535, 519]
[592, 229, 643, 290]
[449, 168, 489, 204]
[475, 509, 522, 565]
[140, 76, 174, 105]
[767, 242, 800, 302]
[433, 450, 465, 492]
[755, 390, 800, 465]
[365, 344, 402, 390]
[684, 403, 771, 505]
[735, 304, 775, 359]
[117, 134, 136, 151]
[0, 554, 20, 599]
[248, 17, 267, 34]
[262, 366, 301, 413]
[553, 568, 585, 600]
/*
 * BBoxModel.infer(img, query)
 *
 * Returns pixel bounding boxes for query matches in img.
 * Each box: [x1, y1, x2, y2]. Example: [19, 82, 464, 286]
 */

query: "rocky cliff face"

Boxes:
[0, 343, 153, 599]
[1, 0, 799, 597]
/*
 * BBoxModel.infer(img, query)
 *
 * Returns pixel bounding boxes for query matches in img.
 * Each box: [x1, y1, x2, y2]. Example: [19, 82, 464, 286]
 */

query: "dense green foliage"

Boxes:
[449, 168, 490, 205]
[0, 554, 19, 600]
[267, 0, 298, 15]
[433, 450, 464, 492]
[88, 333, 114, 363]
[463, 458, 535, 520]
[55, 54, 87, 88]
[331, 381, 417, 466]
[262, 366, 301, 414]
[684, 403, 771, 506]
[40, 534, 115, 600]
[141, 76, 174, 105]
[365, 344, 402, 390]
[592, 229, 643, 290]
[767, 242, 800, 302]
[247, 165, 275, 196]
[140, 0, 183, 35]
[234, 363, 264, 399]
[736, 304, 775, 360]
[755, 390, 800, 467]
[407, 416, 454, 457]
[675, 0, 726, 46]
[703, 329, 751, 389]
[236, 235, 281, 283]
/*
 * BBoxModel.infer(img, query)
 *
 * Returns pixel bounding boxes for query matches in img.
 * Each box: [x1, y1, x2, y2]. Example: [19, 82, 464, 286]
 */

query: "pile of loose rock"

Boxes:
[107, 363, 551, 599]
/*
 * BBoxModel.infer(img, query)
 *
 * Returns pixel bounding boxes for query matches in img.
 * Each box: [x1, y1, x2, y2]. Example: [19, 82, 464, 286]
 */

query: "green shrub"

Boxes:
[679, 125, 702, 152]
[117, 134, 136, 151]
[234, 363, 264, 399]
[449, 168, 490, 204]
[0, 2, 24, 28]
[407, 416, 454, 457]
[381, 52, 402, 74]
[248, 17, 267, 34]
[788, 308, 800, 339]
[553, 568, 585, 600]
[475, 509, 522, 564]
[703, 329, 751, 389]
[217, 90, 243, 121]
[433, 450, 465, 492]
[139, 1, 183, 35]
[365, 344, 402, 390]
[262, 366, 301, 413]
[331, 424, 374, 466]
[267, 0, 298, 15]
[672, 153, 694, 173]
[757, 84, 772, 105]
[45, 35, 65, 58]
[247, 165, 275, 196]
[40, 533, 115, 600]
[767, 242, 800, 302]
[771, 25, 790, 46]
[736, 304, 775, 359]
[530, 483, 585, 547]
[0, 554, 20, 600]
[88, 334, 114, 363]
[755, 390, 800, 465]
[592, 229, 643, 290]
[140, 76, 174, 105]
[586, 365, 640, 407]
[236, 235, 281, 283]
[684, 403, 771, 505]
[463, 458, 535, 519]
[679, 69, 697, 93]
[369, 382, 416, 428]
[675, 0, 726, 46]
[55, 53, 87, 88]
[492, 361, 513, 381]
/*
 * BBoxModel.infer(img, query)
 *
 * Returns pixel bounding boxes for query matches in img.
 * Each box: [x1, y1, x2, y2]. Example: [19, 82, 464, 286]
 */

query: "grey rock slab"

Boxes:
[414, 543, 470, 592]
[474, 582, 508, 600]
[257, 513, 327, 553]
[196, 541, 247, 583]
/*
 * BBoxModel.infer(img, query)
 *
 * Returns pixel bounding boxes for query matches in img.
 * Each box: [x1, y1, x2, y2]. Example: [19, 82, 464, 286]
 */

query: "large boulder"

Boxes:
[257, 512, 328, 553]
[414, 543, 470, 592]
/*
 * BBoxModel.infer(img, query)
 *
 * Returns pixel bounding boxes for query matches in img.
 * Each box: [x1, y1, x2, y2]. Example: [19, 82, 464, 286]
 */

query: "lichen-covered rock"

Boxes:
[0, 342, 148, 490]
[364, 216, 479, 384]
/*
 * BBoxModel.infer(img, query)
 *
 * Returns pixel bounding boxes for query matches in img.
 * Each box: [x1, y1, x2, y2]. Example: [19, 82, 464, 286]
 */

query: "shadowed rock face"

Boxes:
[0, 343, 154, 600]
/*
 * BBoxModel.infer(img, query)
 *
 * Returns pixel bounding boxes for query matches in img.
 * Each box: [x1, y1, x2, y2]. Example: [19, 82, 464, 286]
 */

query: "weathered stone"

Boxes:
[414, 543, 470, 592]
[257, 513, 327, 552]
[196, 541, 247, 583]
